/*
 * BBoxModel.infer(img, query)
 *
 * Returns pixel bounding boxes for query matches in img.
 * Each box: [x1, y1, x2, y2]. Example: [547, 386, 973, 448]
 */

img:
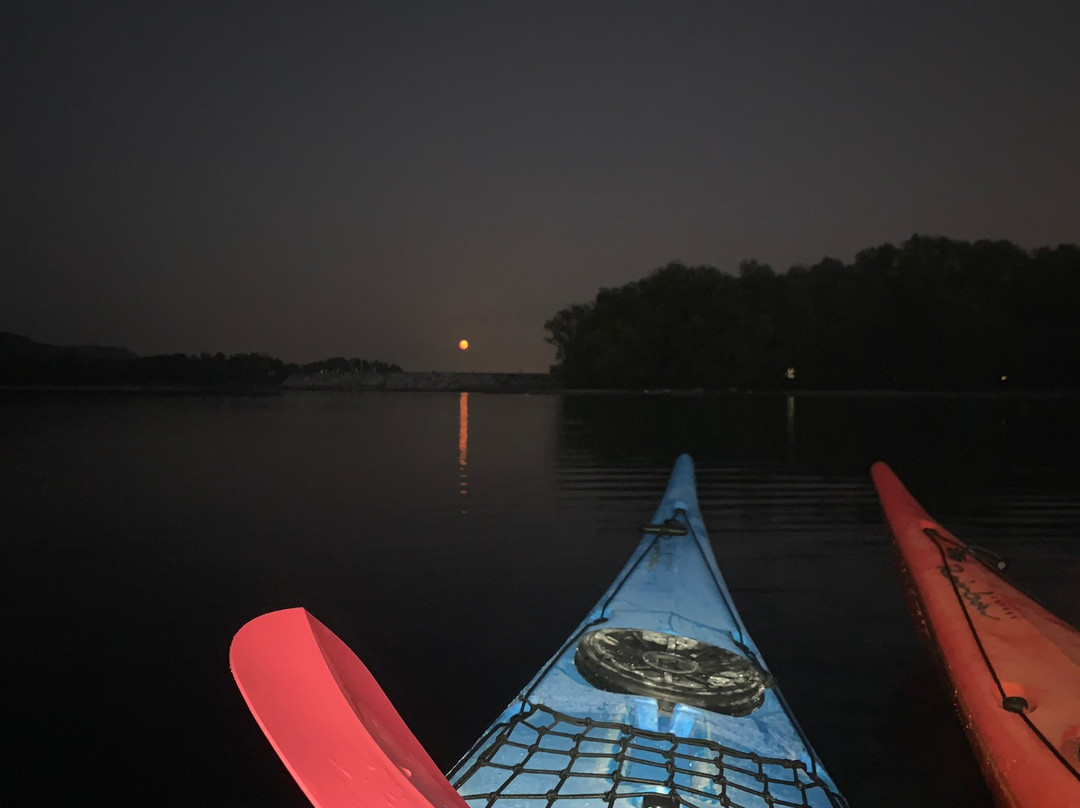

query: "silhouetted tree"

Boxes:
[545, 236, 1080, 391]
[0, 338, 404, 388]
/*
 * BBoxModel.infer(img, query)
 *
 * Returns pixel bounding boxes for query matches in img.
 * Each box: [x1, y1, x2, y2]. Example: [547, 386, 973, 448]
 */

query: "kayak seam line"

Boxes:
[519, 532, 666, 706]
[926, 531, 1080, 781]
[682, 516, 751, 658]
[684, 515, 841, 788]
[453, 530, 672, 773]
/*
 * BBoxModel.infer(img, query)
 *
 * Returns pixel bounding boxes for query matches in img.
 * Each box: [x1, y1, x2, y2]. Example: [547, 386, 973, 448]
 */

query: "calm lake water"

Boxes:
[4, 390, 1078, 807]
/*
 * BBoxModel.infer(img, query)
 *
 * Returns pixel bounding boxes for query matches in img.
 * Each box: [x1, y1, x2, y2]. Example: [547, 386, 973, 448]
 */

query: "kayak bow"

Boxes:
[447, 454, 845, 808]
[871, 462, 1080, 807]
[231, 454, 847, 808]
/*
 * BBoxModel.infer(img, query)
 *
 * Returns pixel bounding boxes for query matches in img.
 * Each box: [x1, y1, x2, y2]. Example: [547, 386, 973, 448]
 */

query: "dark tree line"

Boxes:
[298, 357, 402, 375]
[0, 343, 402, 388]
[544, 235, 1080, 391]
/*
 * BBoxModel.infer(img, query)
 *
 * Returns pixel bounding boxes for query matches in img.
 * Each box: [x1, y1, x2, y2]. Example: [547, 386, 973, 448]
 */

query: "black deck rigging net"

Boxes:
[452, 703, 847, 808]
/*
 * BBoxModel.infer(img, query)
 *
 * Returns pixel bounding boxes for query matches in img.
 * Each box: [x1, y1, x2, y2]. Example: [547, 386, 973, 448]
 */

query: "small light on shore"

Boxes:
[458, 339, 469, 351]
[1000, 374, 1008, 382]
[785, 367, 796, 380]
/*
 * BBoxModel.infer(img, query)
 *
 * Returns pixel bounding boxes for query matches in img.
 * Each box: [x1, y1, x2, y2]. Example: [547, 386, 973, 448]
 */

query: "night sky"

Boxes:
[5, 2, 1078, 372]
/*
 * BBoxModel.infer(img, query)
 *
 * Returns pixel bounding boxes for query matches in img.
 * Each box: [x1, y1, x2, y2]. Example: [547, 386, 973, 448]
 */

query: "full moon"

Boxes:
[458, 339, 469, 351]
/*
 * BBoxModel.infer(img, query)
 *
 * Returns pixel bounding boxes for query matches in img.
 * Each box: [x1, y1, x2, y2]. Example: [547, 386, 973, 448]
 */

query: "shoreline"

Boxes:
[2, 376, 1078, 398]
[0, 384, 283, 396]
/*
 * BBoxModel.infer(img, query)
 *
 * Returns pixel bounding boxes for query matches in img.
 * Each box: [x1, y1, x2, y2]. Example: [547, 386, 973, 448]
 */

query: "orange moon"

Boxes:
[458, 339, 469, 351]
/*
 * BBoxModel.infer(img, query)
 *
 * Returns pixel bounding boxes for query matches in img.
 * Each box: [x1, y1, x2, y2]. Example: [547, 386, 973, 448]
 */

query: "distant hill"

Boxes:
[0, 333, 406, 389]
[0, 332, 137, 362]
[0, 333, 291, 388]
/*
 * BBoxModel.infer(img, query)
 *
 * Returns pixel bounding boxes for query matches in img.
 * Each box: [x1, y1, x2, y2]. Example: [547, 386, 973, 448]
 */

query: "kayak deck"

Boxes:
[448, 456, 845, 808]
[871, 462, 1080, 807]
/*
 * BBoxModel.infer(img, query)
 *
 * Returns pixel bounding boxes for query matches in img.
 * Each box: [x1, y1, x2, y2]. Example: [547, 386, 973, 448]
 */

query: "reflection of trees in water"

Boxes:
[555, 392, 1080, 487]
[556, 394, 794, 467]
[546, 236, 1080, 391]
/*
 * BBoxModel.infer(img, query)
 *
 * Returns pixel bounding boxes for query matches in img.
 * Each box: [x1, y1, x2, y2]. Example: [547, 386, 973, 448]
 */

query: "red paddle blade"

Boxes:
[230, 607, 470, 808]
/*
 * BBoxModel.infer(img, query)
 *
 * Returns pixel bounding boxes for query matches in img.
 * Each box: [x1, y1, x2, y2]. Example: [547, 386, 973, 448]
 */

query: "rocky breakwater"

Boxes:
[281, 370, 558, 393]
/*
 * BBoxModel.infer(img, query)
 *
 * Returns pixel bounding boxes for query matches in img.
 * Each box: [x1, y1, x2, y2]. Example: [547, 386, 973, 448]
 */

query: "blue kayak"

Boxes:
[446, 454, 846, 808]
[230, 454, 846, 808]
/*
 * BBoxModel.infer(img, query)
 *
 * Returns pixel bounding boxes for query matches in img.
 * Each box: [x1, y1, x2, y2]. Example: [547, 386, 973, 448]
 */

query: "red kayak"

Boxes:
[871, 462, 1080, 808]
